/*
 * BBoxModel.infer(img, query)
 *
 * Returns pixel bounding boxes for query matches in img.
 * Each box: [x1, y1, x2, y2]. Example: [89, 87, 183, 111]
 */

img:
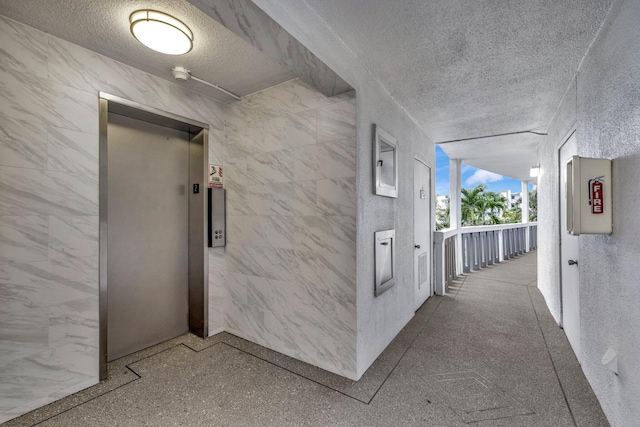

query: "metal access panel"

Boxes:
[208, 188, 226, 247]
[375, 229, 395, 296]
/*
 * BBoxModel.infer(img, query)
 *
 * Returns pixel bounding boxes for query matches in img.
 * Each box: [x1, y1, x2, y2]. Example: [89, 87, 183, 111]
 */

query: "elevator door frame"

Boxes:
[98, 93, 209, 380]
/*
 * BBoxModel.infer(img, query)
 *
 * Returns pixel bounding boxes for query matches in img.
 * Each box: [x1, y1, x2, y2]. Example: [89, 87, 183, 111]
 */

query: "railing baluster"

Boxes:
[462, 233, 470, 273]
[472, 233, 479, 271]
[437, 224, 537, 280]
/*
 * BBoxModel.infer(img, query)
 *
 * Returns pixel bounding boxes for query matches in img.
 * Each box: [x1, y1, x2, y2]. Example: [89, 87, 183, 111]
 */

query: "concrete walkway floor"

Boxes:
[6, 252, 609, 426]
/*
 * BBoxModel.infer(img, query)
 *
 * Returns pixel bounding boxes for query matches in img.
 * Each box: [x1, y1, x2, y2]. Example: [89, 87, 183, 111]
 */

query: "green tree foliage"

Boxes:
[441, 185, 536, 228]
[436, 203, 450, 230]
[502, 188, 537, 223]
[502, 208, 521, 223]
[461, 184, 508, 226]
[529, 189, 537, 221]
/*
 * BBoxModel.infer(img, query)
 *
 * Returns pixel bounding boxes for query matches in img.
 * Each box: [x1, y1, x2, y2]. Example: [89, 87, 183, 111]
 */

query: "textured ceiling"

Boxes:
[302, 0, 610, 142]
[0, 0, 296, 101]
[297, 0, 611, 179]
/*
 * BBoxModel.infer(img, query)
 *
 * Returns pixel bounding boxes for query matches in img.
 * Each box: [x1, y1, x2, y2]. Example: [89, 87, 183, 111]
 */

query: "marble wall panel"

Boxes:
[224, 298, 267, 345]
[0, 216, 48, 264]
[295, 215, 356, 256]
[208, 128, 225, 165]
[267, 181, 318, 217]
[227, 215, 296, 249]
[263, 311, 318, 360]
[208, 248, 225, 335]
[294, 140, 356, 181]
[0, 167, 98, 217]
[169, 84, 225, 127]
[246, 148, 294, 183]
[48, 216, 99, 259]
[245, 79, 335, 116]
[48, 83, 99, 135]
[222, 78, 357, 378]
[47, 127, 99, 176]
[0, 66, 52, 126]
[209, 247, 225, 273]
[0, 257, 97, 316]
[316, 99, 357, 142]
[48, 297, 99, 349]
[38, 336, 99, 378]
[262, 110, 316, 151]
[0, 115, 47, 169]
[296, 250, 357, 302]
[316, 177, 356, 217]
[0, 307, 48, 363]
[0, 352, 93, 416]
[47, 37, 171, 108]
[224, 271, 249, 305]
[225, 114, 267, 150]
[0, 15, 48, 79]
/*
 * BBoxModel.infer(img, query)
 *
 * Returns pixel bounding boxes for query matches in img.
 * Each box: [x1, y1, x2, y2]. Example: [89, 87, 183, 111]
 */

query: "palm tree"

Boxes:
[461, 185, 486, 225]
[481, 191, 507, 224]
[461, 184, 508, 226]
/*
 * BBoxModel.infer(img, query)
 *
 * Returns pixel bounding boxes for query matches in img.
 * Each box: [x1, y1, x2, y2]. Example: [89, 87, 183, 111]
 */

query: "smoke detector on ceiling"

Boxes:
[170, 67, 242, 101]
[171, 66, 191, 82]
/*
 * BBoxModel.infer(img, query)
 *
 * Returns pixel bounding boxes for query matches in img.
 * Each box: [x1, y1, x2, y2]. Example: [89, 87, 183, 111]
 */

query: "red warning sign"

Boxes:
[589, 178, 604, 214]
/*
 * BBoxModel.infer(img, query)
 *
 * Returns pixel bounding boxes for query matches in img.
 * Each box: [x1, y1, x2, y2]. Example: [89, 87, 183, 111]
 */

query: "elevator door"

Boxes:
[107, 113, 190, 361]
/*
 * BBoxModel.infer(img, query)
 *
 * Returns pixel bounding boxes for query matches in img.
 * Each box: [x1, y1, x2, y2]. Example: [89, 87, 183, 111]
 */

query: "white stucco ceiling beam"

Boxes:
[187, 0, 352, 97]
[438, 132, 542, 183]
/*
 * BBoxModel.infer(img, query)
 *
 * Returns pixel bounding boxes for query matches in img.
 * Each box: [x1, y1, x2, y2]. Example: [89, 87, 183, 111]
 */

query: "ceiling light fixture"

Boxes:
[130, 10, 193, 55]
[530, 166, 540, 178]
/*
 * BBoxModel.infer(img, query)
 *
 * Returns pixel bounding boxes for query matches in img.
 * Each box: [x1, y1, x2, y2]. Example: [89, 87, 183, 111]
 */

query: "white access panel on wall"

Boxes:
[566, 156, 612, 235]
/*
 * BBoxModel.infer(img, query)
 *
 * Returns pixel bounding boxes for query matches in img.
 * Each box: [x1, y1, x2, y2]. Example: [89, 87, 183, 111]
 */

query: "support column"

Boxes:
[521, 181, 530, 251]
[450, 159, 463, 273]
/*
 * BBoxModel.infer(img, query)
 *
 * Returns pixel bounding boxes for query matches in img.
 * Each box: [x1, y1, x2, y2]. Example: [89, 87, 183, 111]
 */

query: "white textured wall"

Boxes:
[219, 80, 358, 378]
[250, 0, 435, 378]
[537, 78, 576, 323]
[0, 15, 224, 423]
[537, 0, 640, 424]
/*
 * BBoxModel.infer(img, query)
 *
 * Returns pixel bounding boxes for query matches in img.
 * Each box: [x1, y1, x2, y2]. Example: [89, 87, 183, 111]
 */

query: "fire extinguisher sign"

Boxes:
[589, 177, 604, 214]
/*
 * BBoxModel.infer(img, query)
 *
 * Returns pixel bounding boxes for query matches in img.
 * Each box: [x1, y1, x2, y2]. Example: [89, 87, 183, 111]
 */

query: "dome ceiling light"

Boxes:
[130, 10, 193, 55]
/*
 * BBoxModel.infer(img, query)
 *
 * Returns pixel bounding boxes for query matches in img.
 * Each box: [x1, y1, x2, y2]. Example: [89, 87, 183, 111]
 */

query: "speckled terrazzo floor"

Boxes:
[4, 252, 610, 426]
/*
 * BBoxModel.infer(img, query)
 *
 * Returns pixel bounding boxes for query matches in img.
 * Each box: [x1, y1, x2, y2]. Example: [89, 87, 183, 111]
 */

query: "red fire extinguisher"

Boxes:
[588, 177, 604, 214]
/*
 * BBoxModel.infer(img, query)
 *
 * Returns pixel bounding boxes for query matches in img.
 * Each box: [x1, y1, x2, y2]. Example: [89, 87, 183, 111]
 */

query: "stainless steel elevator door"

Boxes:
[107, 113, 190, 361]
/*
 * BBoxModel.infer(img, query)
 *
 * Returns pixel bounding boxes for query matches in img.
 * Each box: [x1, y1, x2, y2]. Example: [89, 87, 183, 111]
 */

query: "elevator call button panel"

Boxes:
[208, 188, 226, 247]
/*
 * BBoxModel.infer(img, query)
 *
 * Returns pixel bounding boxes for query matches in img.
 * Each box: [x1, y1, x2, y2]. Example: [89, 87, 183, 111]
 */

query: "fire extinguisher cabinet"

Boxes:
[565, 156, 612, 235]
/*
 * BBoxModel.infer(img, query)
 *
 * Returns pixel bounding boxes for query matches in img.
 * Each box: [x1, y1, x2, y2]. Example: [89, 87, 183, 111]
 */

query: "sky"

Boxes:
[435, 145, 530, 195]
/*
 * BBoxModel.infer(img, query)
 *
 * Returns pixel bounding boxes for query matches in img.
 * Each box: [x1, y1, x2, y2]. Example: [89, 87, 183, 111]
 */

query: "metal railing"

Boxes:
[434, 222, 537, 294]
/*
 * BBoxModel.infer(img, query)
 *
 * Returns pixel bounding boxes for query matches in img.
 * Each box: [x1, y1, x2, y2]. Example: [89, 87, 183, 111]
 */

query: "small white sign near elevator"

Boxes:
[209, 164, 223, 188]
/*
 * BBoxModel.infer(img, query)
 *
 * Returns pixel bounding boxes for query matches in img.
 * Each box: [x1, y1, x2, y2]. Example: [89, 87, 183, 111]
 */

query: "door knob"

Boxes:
[568, 259, 578, 266]
[415, 244, 421, 249]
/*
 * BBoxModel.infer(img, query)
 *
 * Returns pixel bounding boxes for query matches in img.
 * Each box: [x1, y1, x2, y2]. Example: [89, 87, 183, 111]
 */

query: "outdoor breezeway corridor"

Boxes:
[7, 252, 608, 427]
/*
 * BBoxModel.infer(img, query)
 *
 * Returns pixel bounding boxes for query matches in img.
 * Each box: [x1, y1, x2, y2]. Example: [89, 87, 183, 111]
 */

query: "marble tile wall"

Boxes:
[0, 15, 224, 423]
[222, 79, 358, 379]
